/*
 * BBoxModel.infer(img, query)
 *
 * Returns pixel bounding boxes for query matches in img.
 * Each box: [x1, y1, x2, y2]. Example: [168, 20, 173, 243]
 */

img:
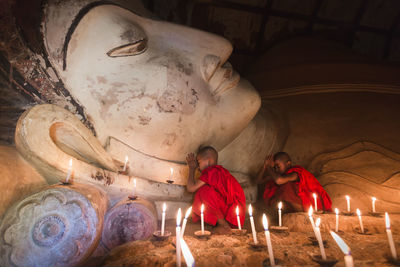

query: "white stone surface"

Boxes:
[40, 2, 283, 192]
[58, 5, 261, 164]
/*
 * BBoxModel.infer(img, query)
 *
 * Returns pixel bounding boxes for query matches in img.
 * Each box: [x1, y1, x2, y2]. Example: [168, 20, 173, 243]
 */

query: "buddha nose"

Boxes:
[157, 20, 233, 81]
[201, 54, 221, 82]
[200, 36, 233, 82]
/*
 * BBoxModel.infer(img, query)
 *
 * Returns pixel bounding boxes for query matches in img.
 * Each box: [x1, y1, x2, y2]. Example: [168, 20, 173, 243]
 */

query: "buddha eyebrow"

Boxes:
[62, 3, 145, 70]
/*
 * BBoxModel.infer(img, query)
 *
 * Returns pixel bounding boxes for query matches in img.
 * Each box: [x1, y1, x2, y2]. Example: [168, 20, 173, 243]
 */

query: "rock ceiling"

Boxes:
[146, 0, 400, 71]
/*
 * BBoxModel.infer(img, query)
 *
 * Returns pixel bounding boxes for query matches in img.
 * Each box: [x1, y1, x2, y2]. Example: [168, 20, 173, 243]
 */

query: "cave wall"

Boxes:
[272, 92, 400, 167]
[248, 36, 400, 167]
[247, 35, 400, 211]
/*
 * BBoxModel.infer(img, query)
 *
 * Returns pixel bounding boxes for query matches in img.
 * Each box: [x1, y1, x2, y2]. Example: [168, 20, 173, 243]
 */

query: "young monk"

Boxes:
[257, 152, 332, 212]
[186, 146, 246, 234]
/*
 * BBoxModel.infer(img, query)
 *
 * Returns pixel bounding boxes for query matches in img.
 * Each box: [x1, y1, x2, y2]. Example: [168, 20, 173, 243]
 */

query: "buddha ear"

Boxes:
[49, 121, 118, 170]
[15, 104, 119, 184]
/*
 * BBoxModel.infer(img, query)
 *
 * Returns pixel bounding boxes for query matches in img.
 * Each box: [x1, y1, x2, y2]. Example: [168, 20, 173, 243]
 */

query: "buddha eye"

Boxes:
[107, 38, 147, 57]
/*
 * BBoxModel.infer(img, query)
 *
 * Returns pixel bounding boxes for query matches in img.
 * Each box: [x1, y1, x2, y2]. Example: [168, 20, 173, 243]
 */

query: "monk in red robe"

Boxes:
[257, 152, 332, 213]
[186, 146, 246, 234]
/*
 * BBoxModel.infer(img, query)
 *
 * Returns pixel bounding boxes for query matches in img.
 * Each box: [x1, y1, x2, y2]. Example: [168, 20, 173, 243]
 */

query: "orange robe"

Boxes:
[263, 165, 332, 212]
[192, 165, 246, 227]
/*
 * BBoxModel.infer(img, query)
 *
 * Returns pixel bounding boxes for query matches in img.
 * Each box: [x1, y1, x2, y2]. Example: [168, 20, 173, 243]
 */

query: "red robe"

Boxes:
[192, 165, 246, 227]
[263, 165, 332, 212]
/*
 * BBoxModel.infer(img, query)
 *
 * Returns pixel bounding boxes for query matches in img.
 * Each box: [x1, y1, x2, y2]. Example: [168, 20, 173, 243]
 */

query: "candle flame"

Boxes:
[248, 204, 253, 216]
[335, 208, 339, 215]
[278, 202, 282, 210]
[385, 212, 391, 229]
[180, 237, 195, 266]
[315, 218, 321, 228]
[162, 202, 166, 212]
[330, 231, 350, 255]
[236, 206, 239, 216]
[185, 206, 192, 219]
[177, 208, 182, 227]
[133, 178, 136, 187]
[345, 195, 350, 200]
[313, 193, 316, 198]
[69, 158, 72, 167]
[262, 213, 269, 230]
[201, 204, 204, 213]
[356, 208, 361, 216]
[308, 206, 313, 217]
[372, 197, 376, 201]
[170, 167, 174, 175]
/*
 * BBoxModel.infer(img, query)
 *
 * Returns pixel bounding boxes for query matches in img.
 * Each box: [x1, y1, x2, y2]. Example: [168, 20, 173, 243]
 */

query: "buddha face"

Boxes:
[58, 4, 260, 162]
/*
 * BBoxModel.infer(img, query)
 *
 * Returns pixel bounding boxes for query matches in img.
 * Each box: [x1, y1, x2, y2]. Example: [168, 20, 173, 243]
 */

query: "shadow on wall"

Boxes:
[246, 37, 400, 211]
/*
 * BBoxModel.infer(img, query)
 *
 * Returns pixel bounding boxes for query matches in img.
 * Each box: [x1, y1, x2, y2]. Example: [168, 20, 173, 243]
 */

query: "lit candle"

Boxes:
[308, 206, 316, 232]
[335, 208, 339, 232]
[176, 208, 182, 267]
[123, 156, 128, 172]
[356, 209, 364, 233]
[161, 203, 166, 236]
[66, 159, 72, 183]
[201, 204, 205, 235]
[385, 212, 398, 260]
[313, 193, 318, 211]
[181, 206, 192, 237]
[315, 218, 327, 260]
[170, 167, 174, 180]
[249, 204, 258, 244]
[262, 214, 275, 267]
[372, 197, 377, 213]
[278, 202, 282, 227]
[180, 237, 195, 267]
[330, 231, 354, 267]
[236, 206, 242, 230]
[345, 195, 350, 212]
[132, 178, 137, 197]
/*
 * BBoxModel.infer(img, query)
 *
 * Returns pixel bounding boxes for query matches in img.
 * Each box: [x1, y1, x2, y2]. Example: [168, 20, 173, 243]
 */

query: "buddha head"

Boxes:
[43, 1, 261, 163]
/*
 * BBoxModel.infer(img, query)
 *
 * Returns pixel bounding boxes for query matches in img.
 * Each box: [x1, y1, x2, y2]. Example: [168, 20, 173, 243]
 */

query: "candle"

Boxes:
[249, 204, 258, 244]
[262, 214, 275, 267]
[176, 208, 182, 267]
[330, 231, 354, 267]
[180, 237, 195, 267]
[335, 208, 339, 232]
[66, 159, 72, 183]
[132, 178, 137, 197]
[385, 212, 398, 260]
[201, 204, 205, 234]
[278, 202, 282, 227]
[123, 156, 128, 172]
[356, 209, 364, 233]
[313, 193, 318, 211]
[315, 218, 327, 260]
[308, 206, 316, 232]
[372, 197, 377, 213]
[236, 206, 242, 230]
[161, 203, 166, 236]
[345, 195, 350, 212]
[181, 206, 192, 237]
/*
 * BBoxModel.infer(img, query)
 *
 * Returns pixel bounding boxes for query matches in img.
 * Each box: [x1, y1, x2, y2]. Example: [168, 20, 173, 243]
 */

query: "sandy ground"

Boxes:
[94, 205, 400, 266]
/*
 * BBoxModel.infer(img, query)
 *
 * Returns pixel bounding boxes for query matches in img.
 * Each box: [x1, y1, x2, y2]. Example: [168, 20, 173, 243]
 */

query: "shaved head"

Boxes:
[197, 146, 218, 163]
[273, 152, 291, 163]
